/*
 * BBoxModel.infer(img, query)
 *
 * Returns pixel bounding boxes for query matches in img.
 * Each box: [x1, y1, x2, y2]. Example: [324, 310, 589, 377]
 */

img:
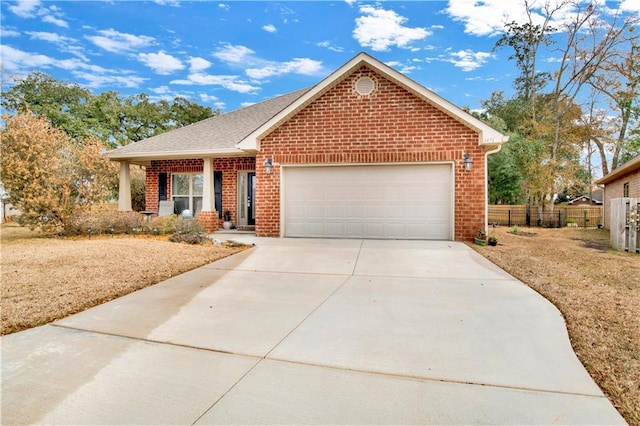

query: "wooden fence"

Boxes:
[610, 198, 639, 253]
[488, 205, 603, 228]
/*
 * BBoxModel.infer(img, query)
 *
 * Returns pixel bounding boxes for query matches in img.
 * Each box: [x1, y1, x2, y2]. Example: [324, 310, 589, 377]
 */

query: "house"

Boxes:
[596, 155, 640, 229]
[108, 53, 508, 241]
[568, 188, 603, 206]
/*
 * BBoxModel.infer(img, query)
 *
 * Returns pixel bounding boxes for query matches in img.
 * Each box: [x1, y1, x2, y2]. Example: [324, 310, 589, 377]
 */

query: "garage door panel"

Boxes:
[283, 165, 452, 240]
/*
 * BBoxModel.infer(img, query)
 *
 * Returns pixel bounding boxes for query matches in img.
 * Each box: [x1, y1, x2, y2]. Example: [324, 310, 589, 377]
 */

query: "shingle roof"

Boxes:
[107, 87, 312, 162]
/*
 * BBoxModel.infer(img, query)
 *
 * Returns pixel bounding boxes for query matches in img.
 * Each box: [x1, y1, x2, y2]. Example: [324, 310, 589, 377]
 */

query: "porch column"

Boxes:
[118, 161, 132, 211]
[202, 157, 215, 212]
[198, 158, 218, 232]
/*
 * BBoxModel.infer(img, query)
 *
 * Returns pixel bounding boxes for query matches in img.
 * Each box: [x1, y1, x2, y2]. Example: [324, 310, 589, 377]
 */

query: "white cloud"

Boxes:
[0, 44, 53, 71]
[447, 49, 493, 71]
[444, 0, 531, 36]
[7, 0, 41, 18]
[385, 60, 419, 74]
[86, 29, 155, 53]
[317, 40, 344, 53]
[26, 31, 87, 60]
[246, 57, 323, 79]
[344, 0, 357, 6]
[26, 31, 73, 44]
[213, 43, 324, 80]
[42, 14, 68, 28]
[72, 71, 147, 89]
[1, 28, 21, 37]
[240, 101, 256, 107]
[262, 24, 277, 33]
[171, 74, 259, 94]
[154, 0, 181, 6]
[189, 57, 211, 72]
[199, 93, 219, 102]
[619, 0, 640, 13]
[0, 44, 144, 89]
[218, 3, 230, 11]
[151, 85, 171, 94]
[353, 5, 431, 51]
[138, 51, 184, 75]
[213, 44, 255, 64]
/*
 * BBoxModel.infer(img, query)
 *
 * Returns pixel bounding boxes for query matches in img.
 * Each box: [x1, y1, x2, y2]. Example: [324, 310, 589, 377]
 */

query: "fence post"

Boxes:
[584, 210, 588, 229]
[508, 210, 511, 227]
[526, 204, 531, 227]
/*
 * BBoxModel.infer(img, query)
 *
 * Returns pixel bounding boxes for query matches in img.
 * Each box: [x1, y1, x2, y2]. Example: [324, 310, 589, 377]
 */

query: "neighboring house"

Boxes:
[569, 188, 603, 206]
[108, 53, 508, 241]
[596, 155, 640, 229]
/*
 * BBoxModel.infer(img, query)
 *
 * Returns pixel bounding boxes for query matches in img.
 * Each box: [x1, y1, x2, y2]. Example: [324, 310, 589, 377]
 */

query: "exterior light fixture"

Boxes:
[264, 157, 273, 174]
[463, 153, 473, 171]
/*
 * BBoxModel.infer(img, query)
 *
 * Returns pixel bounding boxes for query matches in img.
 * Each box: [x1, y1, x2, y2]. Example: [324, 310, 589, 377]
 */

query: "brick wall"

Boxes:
[603, 168, 640, 229]
[146, 157, 255, 227]
[256, 66, 486, 241]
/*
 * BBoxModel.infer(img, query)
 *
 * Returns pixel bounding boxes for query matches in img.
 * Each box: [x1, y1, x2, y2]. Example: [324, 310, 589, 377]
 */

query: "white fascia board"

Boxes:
[107, 148, 253, 162]
[237, 52, 508, 152]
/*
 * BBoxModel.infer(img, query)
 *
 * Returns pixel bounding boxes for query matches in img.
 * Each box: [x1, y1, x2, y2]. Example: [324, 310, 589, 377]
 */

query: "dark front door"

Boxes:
[248, 172, 256, 226]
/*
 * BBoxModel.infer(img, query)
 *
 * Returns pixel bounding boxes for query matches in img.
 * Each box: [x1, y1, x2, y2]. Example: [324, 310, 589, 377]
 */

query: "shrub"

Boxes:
[64, 211, 144, 235]
[168, 231, 208, 244]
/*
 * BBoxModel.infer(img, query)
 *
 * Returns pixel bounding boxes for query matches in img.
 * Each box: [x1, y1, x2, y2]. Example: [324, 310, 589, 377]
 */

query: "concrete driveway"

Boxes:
[1, 238, 625, 425]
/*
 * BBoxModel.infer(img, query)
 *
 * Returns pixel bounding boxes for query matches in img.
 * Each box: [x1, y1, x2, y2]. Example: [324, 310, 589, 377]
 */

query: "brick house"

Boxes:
[596, 155, 640, 229]
[108, 53, 508, 241]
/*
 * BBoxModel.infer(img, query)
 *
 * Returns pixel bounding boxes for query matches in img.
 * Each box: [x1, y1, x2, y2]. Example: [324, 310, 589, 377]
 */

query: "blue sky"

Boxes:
[1, 0, 639, 113]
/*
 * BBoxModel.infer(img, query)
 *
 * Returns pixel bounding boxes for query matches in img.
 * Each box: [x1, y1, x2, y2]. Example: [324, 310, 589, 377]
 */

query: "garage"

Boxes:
[282, 164, 453, 240]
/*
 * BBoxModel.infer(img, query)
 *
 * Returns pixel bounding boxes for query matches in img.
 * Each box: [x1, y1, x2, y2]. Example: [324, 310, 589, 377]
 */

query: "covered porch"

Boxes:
[115, 156, 256, 233]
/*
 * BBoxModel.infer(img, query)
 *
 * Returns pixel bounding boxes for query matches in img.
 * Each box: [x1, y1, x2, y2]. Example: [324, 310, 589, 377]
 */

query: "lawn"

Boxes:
[471, 227, 639, 425]
[0, 223, 250, 336]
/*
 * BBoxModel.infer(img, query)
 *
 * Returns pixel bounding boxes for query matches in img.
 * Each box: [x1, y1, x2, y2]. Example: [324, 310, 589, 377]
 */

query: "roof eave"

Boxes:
[596, 155, 640, 185]
[107, 148, 255, 164]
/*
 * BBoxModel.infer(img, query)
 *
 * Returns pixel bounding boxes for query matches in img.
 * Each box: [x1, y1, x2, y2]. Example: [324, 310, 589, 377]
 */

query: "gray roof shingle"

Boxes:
[108, 87, 312, 161]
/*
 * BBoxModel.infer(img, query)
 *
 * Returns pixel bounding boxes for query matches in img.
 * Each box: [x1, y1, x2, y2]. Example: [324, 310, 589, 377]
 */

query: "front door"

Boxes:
[237, 171, 256, 227]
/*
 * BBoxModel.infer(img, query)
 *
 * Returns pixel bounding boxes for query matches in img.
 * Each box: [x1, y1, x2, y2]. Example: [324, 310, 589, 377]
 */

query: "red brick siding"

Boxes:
[603, 167, 640, 229]
[256, 66, 486, 241]
[145, 157, 255, 227]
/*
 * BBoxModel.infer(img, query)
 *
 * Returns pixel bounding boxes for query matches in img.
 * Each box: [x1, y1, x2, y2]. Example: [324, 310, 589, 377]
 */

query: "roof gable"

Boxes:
[237, 52, 508, 152]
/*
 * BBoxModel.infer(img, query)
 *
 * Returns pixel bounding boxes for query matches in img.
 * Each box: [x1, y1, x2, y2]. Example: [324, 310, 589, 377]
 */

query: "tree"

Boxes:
[1, 72, 93, 142]
[1, 72, 219, 148]
[0, 112, 118, 232]
[588, 31, 640, 173]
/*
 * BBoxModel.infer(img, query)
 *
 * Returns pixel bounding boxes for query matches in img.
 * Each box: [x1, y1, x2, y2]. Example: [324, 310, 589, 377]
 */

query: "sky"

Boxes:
[1, 0, 639, 114]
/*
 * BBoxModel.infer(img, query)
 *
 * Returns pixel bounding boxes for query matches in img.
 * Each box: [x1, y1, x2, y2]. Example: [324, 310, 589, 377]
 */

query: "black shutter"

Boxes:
[214, 171, 223, 218]
[158, 173, 167, 201]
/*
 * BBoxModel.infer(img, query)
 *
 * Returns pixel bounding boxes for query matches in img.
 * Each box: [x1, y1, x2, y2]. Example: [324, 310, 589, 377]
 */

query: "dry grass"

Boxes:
[472, 227, 639, 425]
[1, 223, 250, 335]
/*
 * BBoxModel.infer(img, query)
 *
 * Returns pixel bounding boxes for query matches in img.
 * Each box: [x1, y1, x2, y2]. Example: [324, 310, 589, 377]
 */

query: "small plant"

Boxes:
[169, 231, 208, 244]
[223, 210, 231, 222]
[488, 235, 498, 246]
[474, 228, 488, 245]
[511, 225, 520, 234]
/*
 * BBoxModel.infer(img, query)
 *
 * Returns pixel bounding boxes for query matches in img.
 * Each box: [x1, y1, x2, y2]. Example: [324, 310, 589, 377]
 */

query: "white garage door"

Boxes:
[283, 164, 453, 240]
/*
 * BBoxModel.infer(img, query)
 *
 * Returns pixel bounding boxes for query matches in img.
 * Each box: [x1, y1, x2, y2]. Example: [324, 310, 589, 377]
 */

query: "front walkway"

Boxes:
[1, 238, 625, 424]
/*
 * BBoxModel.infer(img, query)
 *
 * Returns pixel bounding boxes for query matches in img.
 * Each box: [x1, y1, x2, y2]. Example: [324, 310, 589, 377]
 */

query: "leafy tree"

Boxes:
[1, 72, 218, 148]
[0, 112, 118, 232]
[1, 72, 93, 142]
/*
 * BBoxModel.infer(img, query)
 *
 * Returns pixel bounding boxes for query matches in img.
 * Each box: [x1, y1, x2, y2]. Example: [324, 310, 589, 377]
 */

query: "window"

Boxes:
[623, 182, 630, 197]
[172, 173, 203, 216]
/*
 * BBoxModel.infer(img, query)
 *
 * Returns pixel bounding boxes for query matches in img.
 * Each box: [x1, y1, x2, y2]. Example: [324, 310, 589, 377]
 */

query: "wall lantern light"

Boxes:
[264, 157, 273, 175]
[463, 153, 473, 171]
